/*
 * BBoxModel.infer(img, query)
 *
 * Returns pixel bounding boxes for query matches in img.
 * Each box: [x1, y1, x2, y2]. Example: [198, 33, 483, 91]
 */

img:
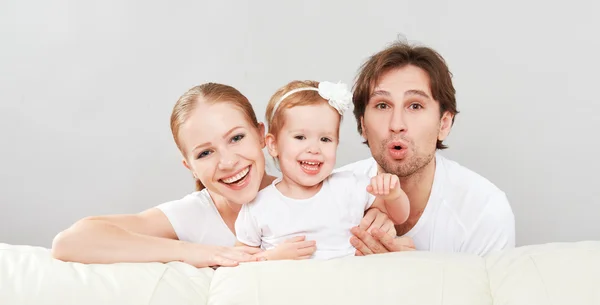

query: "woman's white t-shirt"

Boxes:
[156, 189, 236, 247]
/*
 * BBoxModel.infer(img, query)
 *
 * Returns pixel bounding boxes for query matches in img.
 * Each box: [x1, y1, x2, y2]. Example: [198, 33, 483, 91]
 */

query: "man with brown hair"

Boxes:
[340, 41, 515, 256]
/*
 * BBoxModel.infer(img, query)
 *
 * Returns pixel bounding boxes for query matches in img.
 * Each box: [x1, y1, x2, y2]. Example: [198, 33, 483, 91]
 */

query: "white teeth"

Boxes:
[301, 161, 320, 166]
[222, 167, 250, 184]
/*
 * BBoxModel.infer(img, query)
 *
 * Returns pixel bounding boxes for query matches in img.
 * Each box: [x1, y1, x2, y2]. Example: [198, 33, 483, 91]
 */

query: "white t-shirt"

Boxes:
[235, 171, 376, 260]
[156, 190, 236, 247]
[334, 153, 516, 256]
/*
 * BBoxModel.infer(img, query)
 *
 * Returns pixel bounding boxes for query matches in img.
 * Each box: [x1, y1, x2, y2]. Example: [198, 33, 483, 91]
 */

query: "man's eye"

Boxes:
[409, 103, 423, 110]
[375, 103, 388, 109]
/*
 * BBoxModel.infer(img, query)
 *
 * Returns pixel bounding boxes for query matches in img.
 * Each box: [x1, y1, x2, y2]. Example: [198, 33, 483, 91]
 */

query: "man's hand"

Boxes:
[350, 226, 415, 255]
[359, 208, 396, 236]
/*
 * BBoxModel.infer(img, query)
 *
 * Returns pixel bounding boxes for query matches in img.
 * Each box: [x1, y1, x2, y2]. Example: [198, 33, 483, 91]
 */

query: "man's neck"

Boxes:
[379, 155, 437, 235]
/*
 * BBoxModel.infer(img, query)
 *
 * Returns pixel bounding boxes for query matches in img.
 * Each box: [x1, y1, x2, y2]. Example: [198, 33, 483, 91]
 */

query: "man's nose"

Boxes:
[390, 109, 407, 133]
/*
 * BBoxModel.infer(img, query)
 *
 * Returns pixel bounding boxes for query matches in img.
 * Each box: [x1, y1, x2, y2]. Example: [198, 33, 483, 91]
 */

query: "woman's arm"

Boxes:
[51, 208, 259, 267]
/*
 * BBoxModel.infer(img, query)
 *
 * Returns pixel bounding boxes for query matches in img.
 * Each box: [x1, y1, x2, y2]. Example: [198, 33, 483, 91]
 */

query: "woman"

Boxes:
[51, 83, 398, 268]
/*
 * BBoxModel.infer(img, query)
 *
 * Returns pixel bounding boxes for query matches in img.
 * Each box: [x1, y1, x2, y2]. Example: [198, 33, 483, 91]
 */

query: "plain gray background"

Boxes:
[1, 0, 599, 248]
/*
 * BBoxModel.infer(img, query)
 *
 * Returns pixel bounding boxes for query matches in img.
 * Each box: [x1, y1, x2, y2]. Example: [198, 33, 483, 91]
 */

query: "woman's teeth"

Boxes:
[221, 167, 250, 184]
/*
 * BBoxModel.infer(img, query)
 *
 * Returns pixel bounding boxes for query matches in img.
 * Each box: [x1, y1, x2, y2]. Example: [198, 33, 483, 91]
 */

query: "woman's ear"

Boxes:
[257, 122, 266, 148]
[265, 133, 278, 158]
[182, 159, 197, 179]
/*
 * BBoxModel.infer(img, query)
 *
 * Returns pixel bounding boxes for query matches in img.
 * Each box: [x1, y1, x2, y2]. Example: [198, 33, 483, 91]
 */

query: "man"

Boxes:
[342, 41, 515, 256]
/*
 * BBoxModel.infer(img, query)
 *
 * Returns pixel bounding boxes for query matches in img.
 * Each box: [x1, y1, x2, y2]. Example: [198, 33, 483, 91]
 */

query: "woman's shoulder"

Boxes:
[155, 189, 216, 215]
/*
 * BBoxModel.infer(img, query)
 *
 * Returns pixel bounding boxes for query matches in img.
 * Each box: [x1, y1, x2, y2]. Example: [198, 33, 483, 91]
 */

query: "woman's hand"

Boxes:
[181, 243, 263, 267]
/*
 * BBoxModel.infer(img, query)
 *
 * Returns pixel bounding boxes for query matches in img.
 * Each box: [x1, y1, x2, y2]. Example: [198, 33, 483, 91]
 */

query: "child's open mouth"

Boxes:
[299, 161, 322, 175]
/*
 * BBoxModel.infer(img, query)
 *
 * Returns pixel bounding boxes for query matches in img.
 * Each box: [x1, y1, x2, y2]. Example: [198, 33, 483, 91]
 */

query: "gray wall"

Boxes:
[1, 0, 599, 248]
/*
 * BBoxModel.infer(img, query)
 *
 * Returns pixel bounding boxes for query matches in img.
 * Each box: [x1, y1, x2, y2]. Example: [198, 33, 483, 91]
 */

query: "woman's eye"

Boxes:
[197, 150, 211, 159]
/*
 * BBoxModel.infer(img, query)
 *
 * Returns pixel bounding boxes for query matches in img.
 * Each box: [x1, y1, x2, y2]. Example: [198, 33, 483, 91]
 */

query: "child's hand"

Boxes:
[254, 236, 316, 261]
[366, 173, 402, 201]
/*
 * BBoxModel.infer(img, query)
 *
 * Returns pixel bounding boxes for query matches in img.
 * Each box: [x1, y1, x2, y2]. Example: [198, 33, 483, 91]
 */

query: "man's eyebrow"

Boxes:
[369, 90, 391, 99]
[405, 89, 431, 99]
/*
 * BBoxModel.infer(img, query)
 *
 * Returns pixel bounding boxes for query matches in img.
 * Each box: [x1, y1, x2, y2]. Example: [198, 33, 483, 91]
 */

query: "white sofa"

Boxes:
[1, 241, 599, 305]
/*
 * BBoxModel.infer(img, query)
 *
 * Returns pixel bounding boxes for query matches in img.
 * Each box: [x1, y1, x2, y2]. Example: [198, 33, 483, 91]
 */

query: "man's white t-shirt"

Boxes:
[235, 171, 376, 260]
[156, 190, 236, 247]
[334, 153, 516, 256]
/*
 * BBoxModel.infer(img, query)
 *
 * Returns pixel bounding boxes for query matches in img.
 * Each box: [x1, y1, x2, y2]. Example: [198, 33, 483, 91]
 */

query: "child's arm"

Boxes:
[253, 236, 316, 261]
[367, 173, 410, 225]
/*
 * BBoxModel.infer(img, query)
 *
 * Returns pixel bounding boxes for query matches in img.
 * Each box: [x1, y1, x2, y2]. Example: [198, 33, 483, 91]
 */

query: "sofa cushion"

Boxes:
[486, 241, 600, 305]
[0, 243, 213, 305]
[209, 251, 493, 305]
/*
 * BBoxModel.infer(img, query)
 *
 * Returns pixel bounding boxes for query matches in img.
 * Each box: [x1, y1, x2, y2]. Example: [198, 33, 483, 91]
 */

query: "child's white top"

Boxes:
[235, 171, 376, 260]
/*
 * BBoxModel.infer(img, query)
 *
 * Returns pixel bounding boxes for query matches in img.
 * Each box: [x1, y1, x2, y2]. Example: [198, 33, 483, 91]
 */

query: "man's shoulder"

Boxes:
[333, 157, 377, 178]
[437, 153, 505, 200]
[435, 154, 514, 229]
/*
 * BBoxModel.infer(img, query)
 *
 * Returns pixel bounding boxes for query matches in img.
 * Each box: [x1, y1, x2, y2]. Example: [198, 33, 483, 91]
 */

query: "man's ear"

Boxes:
[360, 116, 367, 139]
[257, 122, 266, 148]
[438, 111, 454, 141]
[265, 133, 278, 158]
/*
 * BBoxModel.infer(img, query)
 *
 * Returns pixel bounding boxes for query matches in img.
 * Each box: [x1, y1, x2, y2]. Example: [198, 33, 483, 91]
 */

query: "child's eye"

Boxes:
[197, 150, 212, 159]
[320, 137, 332, 142]
[294, 135, 306, 140]
[231, 134, 245, 143]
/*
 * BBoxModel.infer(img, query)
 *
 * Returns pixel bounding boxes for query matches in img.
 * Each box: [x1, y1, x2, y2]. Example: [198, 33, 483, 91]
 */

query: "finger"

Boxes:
[390, 175, 399, 190]
[370, 177, 379, 195]
[350, 235, 373, 255]
[222, 249, 255, 262]
[366, 184, 374, 195]
[383, 174, 391, 195]
[377, 174, 384, 195]
[238, 246, 263, 255]
[284, 236, 306, 243]
[297, 255, 312, 260]
[297, 240, 317, 249]
[355, 249, 364, 256]
[298, 246, 316, 256]
[352, 226, 387, 254]
[359, 208, 377, 230]
[367, 211, 387, 234]
[372, 229, 415, 251]
[213, 255, 239, 267]
[380, 221, 395, 236]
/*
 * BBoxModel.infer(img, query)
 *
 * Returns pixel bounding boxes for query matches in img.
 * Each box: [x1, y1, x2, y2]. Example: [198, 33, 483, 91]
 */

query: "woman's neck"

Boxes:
[276, 175, 323, 199]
